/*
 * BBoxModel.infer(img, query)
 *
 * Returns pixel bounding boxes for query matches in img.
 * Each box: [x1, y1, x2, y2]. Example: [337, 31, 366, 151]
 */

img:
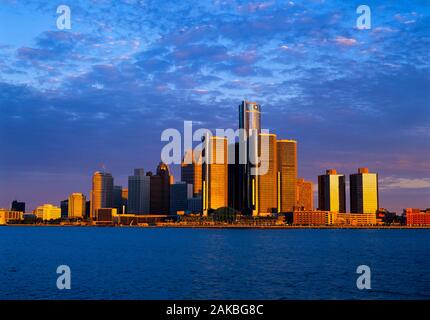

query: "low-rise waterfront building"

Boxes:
[35, 204, 61, 221]
[405, 208, 430, 226]
[0, 209, 24, 225]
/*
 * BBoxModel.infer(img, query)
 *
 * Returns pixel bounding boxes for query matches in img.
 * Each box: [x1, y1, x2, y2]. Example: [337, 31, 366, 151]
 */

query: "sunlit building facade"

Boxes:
[90, 171, 114, 219]
[350, 168, 379, 214]
[202, 135, 228, 215]
[35, 204, 61, 221]
[296, 178, 314, 210]
[257, 133, 278, 215]
[277, 140, 297, 213]
[68, 193, 86, 219]
[0, 209, 24, 225]
[318, 169, 346, 212]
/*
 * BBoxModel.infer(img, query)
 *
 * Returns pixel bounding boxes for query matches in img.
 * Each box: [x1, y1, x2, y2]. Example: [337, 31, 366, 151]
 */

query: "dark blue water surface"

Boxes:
[0, 226, 429, 299]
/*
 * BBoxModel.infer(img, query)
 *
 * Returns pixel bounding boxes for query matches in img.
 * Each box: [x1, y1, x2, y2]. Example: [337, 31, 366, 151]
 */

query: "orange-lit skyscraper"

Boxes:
[318, 169, 346, 212]
[68, 193, 86, 219]
[257, 133, 278, 215]
[181, 149, 203, 197]
[277, 140, 297, 212]
[350, 168, 379, 214]
[202, 135, 228, 215]
[296, 178, 314, 210]
[90, 171, 114, 219]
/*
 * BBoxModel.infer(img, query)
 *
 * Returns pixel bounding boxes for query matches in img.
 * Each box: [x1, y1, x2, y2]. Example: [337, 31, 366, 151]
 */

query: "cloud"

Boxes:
[334, 36, 357, 46]
[380, 177, 430, 190]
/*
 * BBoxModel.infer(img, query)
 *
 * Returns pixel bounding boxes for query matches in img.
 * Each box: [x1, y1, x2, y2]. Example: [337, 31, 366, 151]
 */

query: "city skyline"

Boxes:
[0, 1, 429, 214]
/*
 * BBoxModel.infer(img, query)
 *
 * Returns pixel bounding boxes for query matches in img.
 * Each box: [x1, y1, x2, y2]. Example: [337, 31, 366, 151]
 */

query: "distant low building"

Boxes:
[35, 204, 61, 221]
[0, 209, 24, 225]
[95, 208, 117, 223]
[293, 210, 377, 226]
[293, 210, 336, 226]
[336, 213, 377, 226]
[405, 208, 430, 226]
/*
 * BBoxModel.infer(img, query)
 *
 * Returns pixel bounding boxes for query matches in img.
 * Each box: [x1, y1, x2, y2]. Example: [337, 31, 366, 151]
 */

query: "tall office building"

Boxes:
[170, 182, 193, 215]
[181, 149, 202, 197]
[228, 142, 241, 211]
[277, 140, 297, 212]
[318, 169, 346, 212]
[238, 100, 261, 216]
[296, 178, 314, 210]
[68, 193, 86, 219]
[128, 169, 150, 214]
[258, 133, 278, 215]
[350, 168, 379, 214]
[60, 199, 68, 219]
[202, 135, 228, 215]
[113, 185, 124, 213]
[11, 200, 25, 212]
[150, 162, 172, 214]
[90, 171, 114, 219]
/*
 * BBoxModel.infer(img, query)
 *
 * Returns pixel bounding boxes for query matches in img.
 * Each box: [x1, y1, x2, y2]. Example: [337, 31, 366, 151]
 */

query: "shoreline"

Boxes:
[1, 224, 429, 229]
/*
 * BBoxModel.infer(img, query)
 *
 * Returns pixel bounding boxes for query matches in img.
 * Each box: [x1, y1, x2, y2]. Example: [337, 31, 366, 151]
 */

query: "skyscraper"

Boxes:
[296, 178, 314, 210]
[277, 140, 297, 213]
[150, 162, 172, 214]
[60, 199, 68, 219]
[258, 133, 278, 215]
[128, 168, 150, 214]
[90, 171, 114, 219]
[202, 135, 228, 215]
[318, 169, 346, 212]
[170, 182, 193, 215]
[350, 168, 379, 214]
[113, 185, 124, 213]
[68, 193, 86, 219]
[181, 149, 202, 197]
[238, 100, 261, 216]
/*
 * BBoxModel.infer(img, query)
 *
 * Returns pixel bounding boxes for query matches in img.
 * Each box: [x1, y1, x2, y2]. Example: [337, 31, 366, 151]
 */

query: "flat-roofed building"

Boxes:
[181, 149, 203, 197]
[318, 169, 346, 213]
[336, 213, 377, 226]
[128, 168, 150, 214]
[170, 182, 193, 215]
[277, 139, 297, 213]
[405, 208, 430, 226]
[90, 171, 114, 219]
[350, 168, 379, 214]
[0, 209, 24, 225]
[35, 204, 61, 221]
[258, 133, 278, 215]
[293, 210, 336, 226]
[202, 135, 228, 215]
[296, 178, 314, 210]
[95, 208, 117, 223]
[68, 193, 86, 219]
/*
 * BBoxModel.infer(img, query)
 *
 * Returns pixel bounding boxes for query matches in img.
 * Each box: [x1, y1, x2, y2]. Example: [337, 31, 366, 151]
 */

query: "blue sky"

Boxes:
[0, 0, 429, 212]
